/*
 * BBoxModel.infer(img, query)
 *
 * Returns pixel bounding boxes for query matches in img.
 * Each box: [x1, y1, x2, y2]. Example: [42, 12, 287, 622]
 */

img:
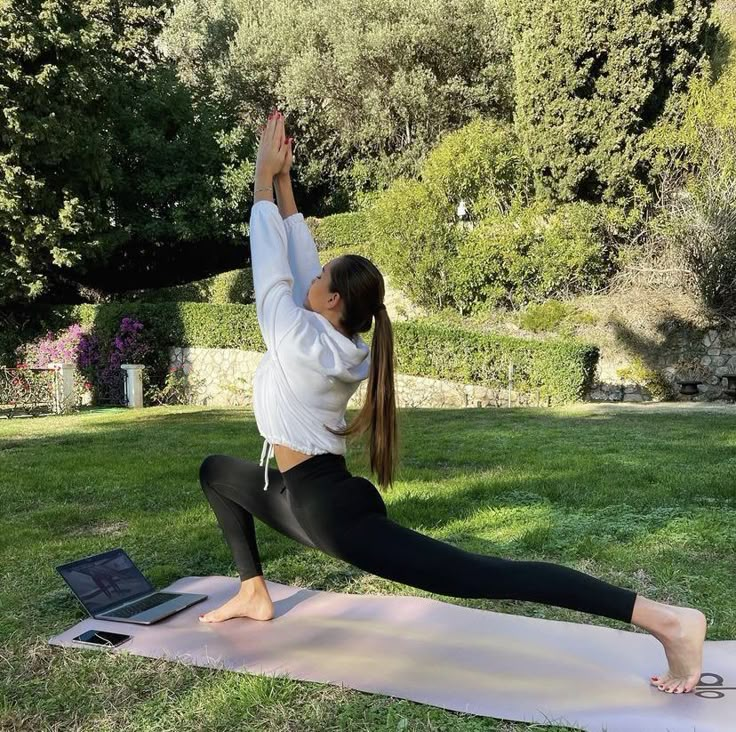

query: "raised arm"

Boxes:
[249, 199, 306, 352]
[274, 173, 321, 309]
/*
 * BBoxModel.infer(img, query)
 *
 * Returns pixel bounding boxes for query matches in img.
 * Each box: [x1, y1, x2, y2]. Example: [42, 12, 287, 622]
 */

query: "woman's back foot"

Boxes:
[649, 606, 707, 694]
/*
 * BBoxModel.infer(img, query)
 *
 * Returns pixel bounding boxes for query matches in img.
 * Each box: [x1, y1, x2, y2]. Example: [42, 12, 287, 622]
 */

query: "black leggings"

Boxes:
[199, 452, 638, 624]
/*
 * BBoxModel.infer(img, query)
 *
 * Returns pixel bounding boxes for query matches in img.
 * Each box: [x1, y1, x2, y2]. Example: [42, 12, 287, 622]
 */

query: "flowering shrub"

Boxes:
[93, 317, 151, 404]
[15, 316, 153, 406]
[17, 324, 85, 368]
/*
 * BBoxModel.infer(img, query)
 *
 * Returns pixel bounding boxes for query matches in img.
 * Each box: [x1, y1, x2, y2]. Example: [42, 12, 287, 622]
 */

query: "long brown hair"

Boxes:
[323, 254, 398, 490]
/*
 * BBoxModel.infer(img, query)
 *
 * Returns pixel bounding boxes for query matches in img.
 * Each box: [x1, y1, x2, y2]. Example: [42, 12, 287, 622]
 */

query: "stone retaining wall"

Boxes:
[169, 347, 550, 409]
[171, 325, 736, 408]
[589, 328, 736, 402]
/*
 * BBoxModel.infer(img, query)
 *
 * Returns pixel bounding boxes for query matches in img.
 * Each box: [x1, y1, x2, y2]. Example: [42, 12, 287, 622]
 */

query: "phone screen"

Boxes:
[73, 629, 131, 647]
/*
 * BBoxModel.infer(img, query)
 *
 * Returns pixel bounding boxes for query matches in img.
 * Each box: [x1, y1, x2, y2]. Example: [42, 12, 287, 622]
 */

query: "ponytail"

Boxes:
[324, 257, 399, 490]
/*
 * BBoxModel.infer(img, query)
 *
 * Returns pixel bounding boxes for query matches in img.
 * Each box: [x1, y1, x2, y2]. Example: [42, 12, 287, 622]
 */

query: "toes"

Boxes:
[684, 674, 701, 694]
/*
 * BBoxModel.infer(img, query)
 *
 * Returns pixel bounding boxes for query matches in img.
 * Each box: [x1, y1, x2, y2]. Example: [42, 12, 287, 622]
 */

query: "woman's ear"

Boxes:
[327, 291, 342, 310]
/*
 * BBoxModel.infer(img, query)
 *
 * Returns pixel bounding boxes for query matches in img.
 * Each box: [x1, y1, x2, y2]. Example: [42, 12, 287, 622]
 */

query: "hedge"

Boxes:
[9, 302, 600, 405]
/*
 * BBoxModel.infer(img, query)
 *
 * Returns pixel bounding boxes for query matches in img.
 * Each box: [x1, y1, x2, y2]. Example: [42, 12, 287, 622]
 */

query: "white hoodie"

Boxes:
[248, 199, 371, 490]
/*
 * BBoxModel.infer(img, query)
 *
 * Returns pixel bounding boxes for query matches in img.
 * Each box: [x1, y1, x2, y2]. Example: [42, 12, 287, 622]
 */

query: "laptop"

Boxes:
[56, 548, 207, 625]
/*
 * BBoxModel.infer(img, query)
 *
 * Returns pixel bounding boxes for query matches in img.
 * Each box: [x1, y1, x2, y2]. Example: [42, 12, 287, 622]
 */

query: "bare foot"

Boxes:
[199, 590, 274, 623]
[650, 606, 707, 694]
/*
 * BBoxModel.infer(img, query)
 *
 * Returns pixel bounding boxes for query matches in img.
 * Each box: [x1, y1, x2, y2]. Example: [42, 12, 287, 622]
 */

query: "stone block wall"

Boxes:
[172, 325, 736, 409]
[169, 347, 549, 409]
[589, 328, 736, 402]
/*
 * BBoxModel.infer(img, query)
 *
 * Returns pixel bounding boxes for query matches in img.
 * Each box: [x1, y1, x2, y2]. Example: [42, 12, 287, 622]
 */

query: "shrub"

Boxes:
[17, 324, 85, 369]
[655, 125, 736, 315]
[450, 200, 614, 314]
[616, 357, 675, 401]
[114, 268, 254, 304]
[310, 210, 372, 255]
[21, 301, 598, 404]
[420, 117, 533, 219]
[15, 316, 161, 405]
[362, 119, 535, 313]
[367, 178, 458, 311]
[518, 300, 597, 333]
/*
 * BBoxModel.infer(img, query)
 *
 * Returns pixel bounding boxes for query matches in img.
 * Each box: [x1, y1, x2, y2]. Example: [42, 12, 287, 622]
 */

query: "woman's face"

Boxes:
[305, 258, 342, 314]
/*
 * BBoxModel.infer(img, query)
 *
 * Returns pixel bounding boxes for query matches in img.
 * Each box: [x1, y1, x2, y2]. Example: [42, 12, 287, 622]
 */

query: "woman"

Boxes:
[198, 110, 706, 695]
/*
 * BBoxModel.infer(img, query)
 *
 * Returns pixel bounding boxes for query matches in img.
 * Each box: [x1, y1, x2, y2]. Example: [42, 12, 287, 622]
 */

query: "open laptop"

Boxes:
[56, 548, 207, 625]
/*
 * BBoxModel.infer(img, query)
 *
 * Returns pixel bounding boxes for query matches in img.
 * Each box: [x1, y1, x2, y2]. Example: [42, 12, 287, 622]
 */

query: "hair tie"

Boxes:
[374, 303, 386, 316]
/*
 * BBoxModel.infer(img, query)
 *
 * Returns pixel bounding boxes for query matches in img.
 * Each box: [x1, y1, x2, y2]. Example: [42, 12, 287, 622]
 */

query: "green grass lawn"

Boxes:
[1, 404, 734, 731]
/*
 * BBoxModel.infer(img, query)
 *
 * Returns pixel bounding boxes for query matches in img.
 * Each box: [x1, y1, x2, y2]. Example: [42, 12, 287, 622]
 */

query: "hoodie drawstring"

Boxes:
[259, 438, 274, 490]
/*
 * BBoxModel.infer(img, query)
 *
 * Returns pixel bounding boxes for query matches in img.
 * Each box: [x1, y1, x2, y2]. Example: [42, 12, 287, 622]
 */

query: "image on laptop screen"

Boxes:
[58, 549, 153, 615]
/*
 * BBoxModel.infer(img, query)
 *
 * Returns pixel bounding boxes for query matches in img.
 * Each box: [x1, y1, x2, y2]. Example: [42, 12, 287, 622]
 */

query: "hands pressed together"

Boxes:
[256, 109, 293, 181]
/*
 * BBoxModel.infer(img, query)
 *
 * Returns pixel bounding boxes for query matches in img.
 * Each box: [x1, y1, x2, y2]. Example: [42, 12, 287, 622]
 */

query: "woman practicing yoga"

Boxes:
[198, 110, 707, 695]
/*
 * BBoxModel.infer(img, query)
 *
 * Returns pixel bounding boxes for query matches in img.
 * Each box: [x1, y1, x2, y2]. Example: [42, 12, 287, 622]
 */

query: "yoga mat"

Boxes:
[48, 576, 736, 732]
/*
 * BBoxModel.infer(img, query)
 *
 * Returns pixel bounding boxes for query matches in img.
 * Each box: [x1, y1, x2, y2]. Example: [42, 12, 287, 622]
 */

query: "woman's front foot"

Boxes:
[199, 582, 274, 623]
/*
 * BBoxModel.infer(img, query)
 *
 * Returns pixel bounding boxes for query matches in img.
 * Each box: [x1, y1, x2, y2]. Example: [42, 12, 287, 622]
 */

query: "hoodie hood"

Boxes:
[311, 310, 371, 383]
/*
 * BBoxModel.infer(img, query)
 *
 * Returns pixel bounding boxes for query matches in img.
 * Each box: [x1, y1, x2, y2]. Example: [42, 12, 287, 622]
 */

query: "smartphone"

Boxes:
[72, 629, 131, 648]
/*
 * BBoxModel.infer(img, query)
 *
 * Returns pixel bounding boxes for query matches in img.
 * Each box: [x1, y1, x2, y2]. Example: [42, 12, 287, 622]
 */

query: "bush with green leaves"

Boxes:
[310, 210, 373, 255]
[363, 118, 533, 312]
[366, 178, 459, 311]
[632, 10, 736, 315]
[420, 117, 533, 219]
[113, 269, 255, 305]
[616, 357, 676, 401]
[449, 200, 617, 314]
[517, 299, 597, 334]
[647, 5, 736, 176]
[655, 125, 736, 315]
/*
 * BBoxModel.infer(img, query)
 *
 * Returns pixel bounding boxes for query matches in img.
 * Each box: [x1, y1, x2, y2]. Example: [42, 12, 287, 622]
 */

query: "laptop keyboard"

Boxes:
[105, 592, 179, 618]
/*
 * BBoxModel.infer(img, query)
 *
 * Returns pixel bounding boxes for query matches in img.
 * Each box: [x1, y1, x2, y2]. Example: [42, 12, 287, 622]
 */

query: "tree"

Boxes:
[161, 0, 515, 212]
[0, 0, 252, 306]
[506, 0, 717, 206]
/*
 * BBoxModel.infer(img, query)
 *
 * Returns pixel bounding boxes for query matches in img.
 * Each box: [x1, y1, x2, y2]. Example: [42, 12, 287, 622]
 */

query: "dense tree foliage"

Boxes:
[506, 0, 716, 205]
[0, 0, 252, 306]
[161, 0, 515, 211]
[2, 0, 730, 317]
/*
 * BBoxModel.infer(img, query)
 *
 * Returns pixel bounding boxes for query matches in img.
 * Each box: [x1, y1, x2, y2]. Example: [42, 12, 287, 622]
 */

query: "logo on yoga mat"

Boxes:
[695, 673, 733, 699]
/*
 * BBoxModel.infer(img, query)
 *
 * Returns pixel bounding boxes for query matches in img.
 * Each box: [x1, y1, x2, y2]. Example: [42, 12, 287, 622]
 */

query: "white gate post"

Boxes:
[48, 363, 75, 414]
[121, 364, 144, 408]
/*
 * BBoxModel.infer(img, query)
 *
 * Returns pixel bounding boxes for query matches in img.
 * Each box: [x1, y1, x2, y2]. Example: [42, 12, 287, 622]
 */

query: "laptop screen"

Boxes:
[57, 548, 153, 615]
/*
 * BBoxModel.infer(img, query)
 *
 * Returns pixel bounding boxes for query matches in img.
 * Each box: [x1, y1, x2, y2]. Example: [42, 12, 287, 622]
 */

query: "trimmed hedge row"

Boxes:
[17, 302, 599, 404]
[309, 210, 373, 255]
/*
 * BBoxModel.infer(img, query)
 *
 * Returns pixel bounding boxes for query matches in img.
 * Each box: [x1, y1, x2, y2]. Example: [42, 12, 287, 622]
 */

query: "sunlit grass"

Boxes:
[1, 403, 734, 731]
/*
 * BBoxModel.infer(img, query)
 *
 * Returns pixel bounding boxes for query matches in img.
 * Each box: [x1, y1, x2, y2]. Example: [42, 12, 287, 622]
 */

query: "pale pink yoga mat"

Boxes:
[48, 576, 736, 732]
